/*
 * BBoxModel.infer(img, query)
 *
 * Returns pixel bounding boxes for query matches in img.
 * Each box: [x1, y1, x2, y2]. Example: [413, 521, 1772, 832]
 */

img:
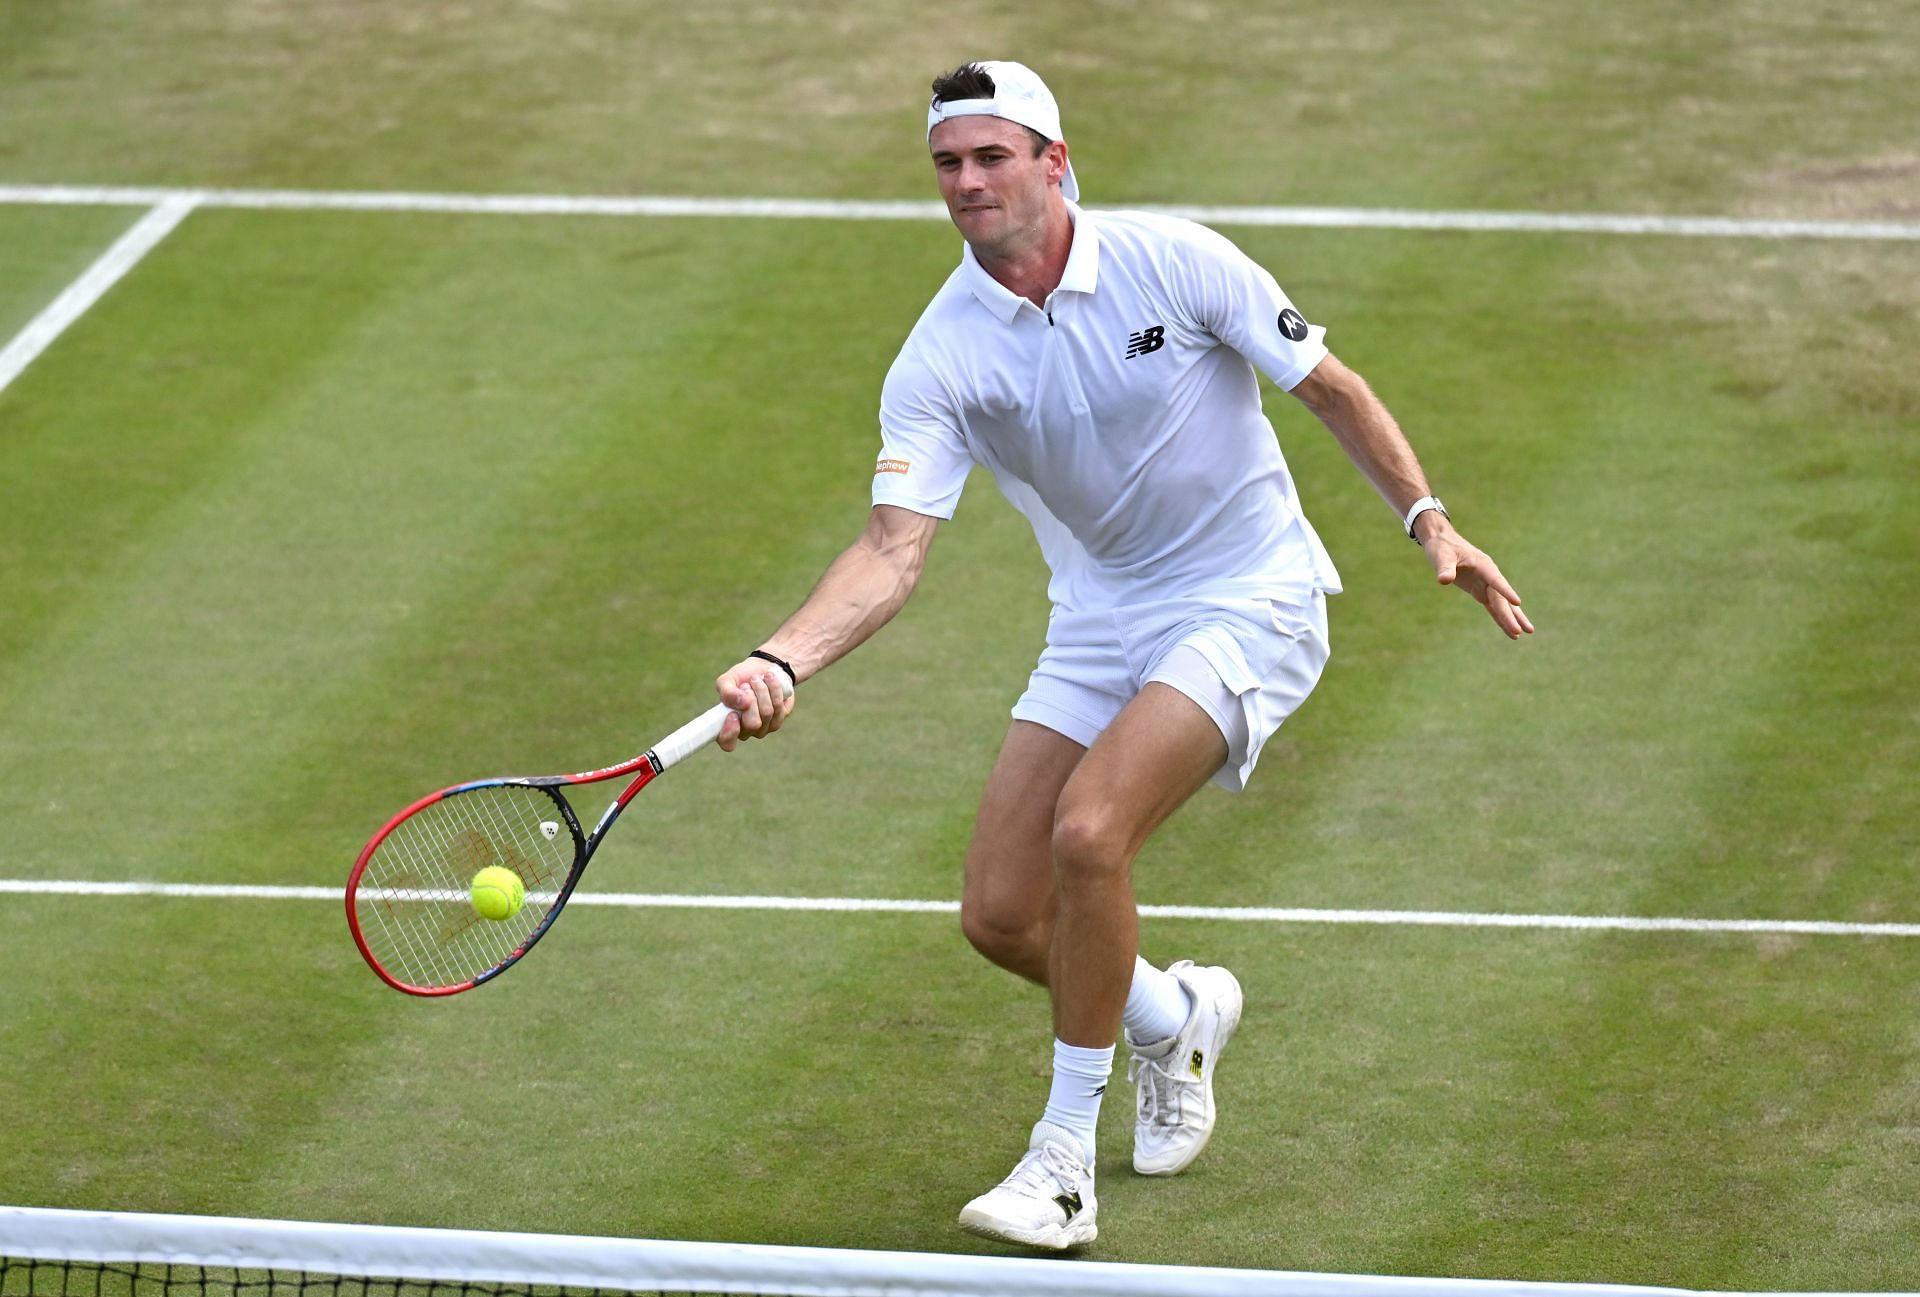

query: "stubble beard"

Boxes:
[957, 194, 1043, 264]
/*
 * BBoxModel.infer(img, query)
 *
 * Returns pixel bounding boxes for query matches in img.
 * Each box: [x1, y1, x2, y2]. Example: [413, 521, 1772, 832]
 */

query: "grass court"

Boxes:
[2, 1, 1918, 1289]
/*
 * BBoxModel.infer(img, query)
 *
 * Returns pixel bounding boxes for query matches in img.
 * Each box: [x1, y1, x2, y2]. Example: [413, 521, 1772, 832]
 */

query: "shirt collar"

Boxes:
[961, 200, 1101, 325]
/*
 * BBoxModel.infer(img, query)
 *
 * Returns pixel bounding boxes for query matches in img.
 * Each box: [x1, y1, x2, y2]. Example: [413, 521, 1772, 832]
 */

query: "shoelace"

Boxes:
[1005, 1141, 1085, 1197]
[1128, 1049, 1188, 1130]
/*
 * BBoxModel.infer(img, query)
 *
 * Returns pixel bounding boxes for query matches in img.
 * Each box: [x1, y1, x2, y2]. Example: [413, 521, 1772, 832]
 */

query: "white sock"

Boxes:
[1039, 1040, 1112, 1164]
[1121, 956, 1193, 1045]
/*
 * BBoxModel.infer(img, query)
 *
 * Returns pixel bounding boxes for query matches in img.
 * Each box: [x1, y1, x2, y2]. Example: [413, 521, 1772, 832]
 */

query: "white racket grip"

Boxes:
[650, 679, 796, 772]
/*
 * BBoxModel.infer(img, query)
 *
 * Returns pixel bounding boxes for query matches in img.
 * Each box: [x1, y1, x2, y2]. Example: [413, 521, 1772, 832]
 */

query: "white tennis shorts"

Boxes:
[1011, 591, 1331, 793]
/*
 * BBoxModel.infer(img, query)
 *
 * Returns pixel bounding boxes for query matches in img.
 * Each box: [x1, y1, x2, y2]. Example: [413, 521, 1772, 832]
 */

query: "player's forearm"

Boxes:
[760, 510, 935, 682]
[762, 548, 917, 681]
[1294, 355, 1432, 518]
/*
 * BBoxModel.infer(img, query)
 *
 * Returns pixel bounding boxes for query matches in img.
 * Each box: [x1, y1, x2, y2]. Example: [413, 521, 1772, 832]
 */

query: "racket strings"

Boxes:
[353, 785, 578, 990]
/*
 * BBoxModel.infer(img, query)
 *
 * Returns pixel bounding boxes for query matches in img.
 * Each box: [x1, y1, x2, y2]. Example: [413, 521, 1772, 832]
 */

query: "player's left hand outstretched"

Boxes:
[1418, 522, 1534, 640]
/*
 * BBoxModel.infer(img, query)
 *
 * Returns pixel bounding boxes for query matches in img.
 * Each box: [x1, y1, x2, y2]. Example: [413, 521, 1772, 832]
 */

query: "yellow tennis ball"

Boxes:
[470, 866, 525, 921]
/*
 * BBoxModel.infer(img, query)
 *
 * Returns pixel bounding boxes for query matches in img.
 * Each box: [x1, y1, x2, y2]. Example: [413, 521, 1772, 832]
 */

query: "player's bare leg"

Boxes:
[958, 697, 1230, 1052]
[959, 720, 1083, 984]
[1047, 683, 1227, 1047]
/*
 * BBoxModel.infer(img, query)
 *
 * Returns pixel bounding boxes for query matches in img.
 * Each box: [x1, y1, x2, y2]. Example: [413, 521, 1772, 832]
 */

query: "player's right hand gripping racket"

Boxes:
[346, 693, 779, 996]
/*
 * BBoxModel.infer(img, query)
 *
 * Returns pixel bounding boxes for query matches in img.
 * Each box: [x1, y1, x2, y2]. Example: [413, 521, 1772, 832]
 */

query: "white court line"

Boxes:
[3, 878, 1916, 937]
[3, 185, 1902, 397]
[0, 196, 199, 395]
[2, 183, 1917, 240]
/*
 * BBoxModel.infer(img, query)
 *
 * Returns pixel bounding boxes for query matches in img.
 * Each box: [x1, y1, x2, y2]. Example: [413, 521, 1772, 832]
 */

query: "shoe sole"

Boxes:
[957, 1207, 1097, 1250]
[1134, 967, 1243, 1177]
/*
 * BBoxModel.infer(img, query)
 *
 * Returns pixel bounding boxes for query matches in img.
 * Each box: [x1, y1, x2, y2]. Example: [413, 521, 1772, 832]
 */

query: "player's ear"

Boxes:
[1046, 140, 1070, 188]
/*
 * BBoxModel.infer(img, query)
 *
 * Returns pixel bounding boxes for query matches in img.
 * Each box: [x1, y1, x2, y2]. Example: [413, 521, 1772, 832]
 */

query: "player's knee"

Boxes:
[1050, 807, 1129, 887]
[960, 897, 1039, 965]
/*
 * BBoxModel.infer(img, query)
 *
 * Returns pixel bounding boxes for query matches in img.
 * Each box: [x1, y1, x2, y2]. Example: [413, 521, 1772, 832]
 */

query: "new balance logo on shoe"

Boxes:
[1052, 1189, 1084, 1220]
[1124, 325, 1165, 358]
[1190, 1049, 1205, 1078]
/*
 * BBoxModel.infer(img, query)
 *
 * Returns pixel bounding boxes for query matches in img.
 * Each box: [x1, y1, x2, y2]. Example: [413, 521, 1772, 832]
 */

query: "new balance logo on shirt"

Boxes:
[1124, 324, 1165, 358]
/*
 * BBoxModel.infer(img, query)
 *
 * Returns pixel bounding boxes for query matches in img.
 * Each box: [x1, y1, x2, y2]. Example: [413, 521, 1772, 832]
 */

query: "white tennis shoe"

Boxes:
[956, 1121, 1098, 1250]
[1127, 960, 1243, 1176]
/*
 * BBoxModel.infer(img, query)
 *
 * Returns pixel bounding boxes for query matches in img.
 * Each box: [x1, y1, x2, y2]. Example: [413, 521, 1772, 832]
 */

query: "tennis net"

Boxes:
[0, 1206, 1707, 1297]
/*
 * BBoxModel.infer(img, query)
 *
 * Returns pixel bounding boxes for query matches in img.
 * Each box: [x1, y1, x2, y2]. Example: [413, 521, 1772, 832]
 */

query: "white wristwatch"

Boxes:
[1403, 494, 1448, 540]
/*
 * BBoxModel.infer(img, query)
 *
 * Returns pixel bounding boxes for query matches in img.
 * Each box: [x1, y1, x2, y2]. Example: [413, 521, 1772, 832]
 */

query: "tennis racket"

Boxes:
[346, 691, 780, 996]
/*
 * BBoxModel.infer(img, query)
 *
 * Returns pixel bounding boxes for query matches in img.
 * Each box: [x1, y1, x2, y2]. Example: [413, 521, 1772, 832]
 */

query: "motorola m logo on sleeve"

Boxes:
[1124, 324, 1166, 358]
[1278, 308, 1310, 342]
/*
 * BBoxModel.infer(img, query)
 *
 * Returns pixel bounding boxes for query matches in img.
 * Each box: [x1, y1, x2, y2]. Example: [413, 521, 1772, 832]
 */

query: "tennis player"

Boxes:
[713, 60, 1532, 1250]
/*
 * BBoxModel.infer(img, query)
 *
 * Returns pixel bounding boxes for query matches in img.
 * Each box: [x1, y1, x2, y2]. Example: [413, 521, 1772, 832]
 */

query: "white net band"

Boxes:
[0, 1207, 1731, 1297]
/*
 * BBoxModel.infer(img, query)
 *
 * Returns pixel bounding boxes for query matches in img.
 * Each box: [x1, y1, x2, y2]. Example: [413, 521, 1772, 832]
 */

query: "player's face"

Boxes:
[930, 116, 1065, 256]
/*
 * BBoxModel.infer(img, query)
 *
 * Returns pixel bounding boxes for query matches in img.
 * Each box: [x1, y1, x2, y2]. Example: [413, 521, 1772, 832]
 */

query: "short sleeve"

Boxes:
[1173, 223, 1328, 392]
[872, 347, 974, 518]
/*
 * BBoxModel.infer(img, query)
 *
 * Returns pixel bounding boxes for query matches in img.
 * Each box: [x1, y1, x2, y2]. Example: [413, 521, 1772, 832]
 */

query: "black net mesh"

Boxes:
[352, 783, 580, 990]
[0, 1260, 765, 1297]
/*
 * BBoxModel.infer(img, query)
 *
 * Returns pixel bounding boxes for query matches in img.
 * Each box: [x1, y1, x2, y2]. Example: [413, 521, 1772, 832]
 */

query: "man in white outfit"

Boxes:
[712, 60, 1533, 1250]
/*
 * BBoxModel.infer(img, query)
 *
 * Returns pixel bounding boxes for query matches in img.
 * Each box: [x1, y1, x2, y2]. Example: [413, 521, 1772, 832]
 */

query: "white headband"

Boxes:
[926, 60, 1079, 202]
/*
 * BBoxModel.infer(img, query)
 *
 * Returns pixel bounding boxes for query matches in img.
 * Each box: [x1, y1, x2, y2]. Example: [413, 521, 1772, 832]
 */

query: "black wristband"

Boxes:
[748, 649, 797, 686]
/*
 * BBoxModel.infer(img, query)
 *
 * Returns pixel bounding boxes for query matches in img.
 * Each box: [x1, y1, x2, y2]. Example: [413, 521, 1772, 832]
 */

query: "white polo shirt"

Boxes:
[872, 202, 1341, 613]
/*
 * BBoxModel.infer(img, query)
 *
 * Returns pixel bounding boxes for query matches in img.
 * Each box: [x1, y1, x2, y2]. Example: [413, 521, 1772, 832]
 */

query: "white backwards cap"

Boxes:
[926, 60, 1079, 202]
